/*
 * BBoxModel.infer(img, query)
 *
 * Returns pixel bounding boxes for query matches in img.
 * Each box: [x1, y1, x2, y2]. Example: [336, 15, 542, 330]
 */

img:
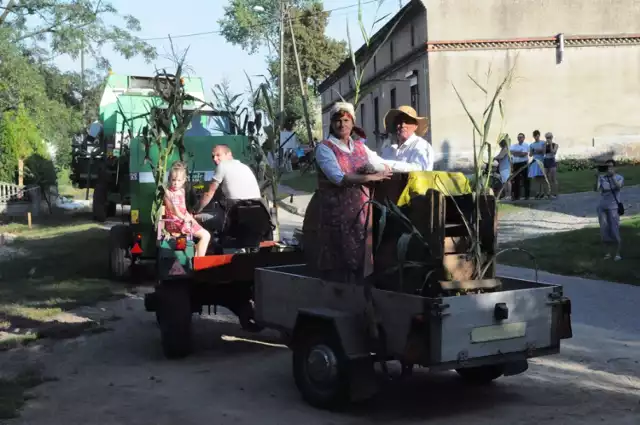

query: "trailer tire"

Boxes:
[293, 329, 349, 409]
[156, 283, 193, 359]
[456, 364, 505, 384]
[108, 225, 131, 280]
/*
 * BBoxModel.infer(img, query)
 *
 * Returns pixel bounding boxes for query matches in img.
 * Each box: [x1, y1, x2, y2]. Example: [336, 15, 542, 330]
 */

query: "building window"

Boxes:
[373, 97, 380, 134]
[410, 24, 415, 47]
[339, 81, 342, 95]
[349, 76, 353, 89]
[373, 56, 377, 73]
[390, 40, 394, 62]
[360, 103, 365, 128]
[410, 84, 420, 114]
[390, 88, 396, 109]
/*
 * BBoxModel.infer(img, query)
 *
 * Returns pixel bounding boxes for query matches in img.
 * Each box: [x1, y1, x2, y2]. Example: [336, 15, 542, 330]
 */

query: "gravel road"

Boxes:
[0, 194, 638, 425]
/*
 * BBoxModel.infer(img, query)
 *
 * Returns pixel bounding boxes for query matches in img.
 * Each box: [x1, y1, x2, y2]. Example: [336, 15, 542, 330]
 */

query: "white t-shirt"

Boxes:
[510, 143, 530, 163]
[380, 133, 434, 171]
[213, 159, 261, 200]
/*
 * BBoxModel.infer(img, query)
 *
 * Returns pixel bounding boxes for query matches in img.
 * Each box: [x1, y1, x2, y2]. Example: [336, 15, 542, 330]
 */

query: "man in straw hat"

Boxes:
[380, 105, 434, 171]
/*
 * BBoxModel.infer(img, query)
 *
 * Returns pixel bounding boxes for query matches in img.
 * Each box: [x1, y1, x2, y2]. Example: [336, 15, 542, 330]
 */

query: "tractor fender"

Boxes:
[291, 308, 370, 360]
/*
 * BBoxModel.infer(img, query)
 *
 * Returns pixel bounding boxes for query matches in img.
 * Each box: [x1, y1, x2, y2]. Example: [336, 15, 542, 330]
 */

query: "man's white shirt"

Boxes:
[380, 133, 434, 171]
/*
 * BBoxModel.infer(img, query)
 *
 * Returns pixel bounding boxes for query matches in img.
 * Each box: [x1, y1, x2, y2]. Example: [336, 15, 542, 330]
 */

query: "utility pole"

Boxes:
[279, 0, 285, 132]
[80, 39, 86, 124]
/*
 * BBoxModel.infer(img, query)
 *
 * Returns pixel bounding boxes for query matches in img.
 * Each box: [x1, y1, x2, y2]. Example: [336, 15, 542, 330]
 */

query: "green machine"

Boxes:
[70, 73, 254, 275]
[70, 72, 248, 222]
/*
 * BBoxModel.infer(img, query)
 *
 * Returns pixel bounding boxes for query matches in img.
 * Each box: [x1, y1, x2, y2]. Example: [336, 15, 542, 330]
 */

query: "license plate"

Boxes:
[471, 322, 526, 343]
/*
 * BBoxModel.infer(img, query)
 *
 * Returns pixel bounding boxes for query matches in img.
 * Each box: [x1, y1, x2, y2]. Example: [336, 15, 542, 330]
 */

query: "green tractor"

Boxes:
[73, 72, 302, 359]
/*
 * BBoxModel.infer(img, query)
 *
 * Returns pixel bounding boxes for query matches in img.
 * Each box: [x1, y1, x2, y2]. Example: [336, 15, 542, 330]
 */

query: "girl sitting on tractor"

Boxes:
[163, 161, 211, 257]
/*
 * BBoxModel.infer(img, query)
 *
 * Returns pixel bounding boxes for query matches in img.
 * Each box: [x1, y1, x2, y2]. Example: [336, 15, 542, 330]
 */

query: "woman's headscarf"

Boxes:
[330, 102, 356, 123]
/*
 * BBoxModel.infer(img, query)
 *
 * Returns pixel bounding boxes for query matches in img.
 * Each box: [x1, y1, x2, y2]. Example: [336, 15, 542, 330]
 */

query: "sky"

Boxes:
[53, 0, 406, 101]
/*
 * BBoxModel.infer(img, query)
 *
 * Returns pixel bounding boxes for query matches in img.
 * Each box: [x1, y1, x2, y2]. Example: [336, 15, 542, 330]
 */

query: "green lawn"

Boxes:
[280, 171, 318, 193]
[0, 367, 54, 419]
[498, 215, 640, 285]
[555, 165, 640, 194]
[0, 213, 129, 351]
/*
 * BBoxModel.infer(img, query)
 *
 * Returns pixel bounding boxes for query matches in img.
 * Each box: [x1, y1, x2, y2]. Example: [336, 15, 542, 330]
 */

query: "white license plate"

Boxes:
[470, 322, 527, 343]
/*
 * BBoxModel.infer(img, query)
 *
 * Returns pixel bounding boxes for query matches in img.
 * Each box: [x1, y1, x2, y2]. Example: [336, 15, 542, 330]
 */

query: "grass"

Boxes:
[498, 215, 640, 285]
[0, 367, 54, 419]
[555, 164, 640, 194]
[0, 212, 129, 350]
[280, 171, 318, 193]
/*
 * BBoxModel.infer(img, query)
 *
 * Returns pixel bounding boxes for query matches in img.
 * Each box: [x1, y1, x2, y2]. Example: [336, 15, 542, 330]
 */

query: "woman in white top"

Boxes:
[494, 136, 512, 199]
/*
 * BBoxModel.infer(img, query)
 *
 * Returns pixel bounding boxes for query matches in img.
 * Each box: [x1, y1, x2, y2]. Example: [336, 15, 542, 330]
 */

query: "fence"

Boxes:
[0, 182, 43, 217]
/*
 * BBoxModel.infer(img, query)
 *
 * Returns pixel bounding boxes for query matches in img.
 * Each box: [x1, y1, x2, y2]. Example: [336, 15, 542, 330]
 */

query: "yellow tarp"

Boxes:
[397, 171, 472, 207]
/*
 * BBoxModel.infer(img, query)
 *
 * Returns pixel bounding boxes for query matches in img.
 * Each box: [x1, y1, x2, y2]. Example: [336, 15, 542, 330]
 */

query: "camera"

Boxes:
[597, 165, 608, 173]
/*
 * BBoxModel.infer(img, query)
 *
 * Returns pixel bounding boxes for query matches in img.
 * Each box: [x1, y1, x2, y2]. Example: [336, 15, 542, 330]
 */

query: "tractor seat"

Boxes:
[219, 199, 273, 250]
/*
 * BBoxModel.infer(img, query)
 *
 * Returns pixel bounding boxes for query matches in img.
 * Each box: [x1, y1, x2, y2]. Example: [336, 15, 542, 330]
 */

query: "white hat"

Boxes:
[330, 102, 356, 122]
[545, 132, 553, 138]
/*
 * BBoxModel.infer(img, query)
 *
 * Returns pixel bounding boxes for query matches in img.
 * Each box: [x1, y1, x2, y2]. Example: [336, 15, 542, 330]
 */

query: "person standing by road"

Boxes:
[595, 159, 624, 261]
[494, 136, 512, 200]
[510, 133, 530, 200]
[543, 132, 559, 198]
[528, 130, 547, 199]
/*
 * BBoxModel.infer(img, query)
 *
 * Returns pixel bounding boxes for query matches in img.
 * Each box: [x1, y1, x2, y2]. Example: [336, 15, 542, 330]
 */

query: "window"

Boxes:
[373, 97, 380, 133]
[360, 103, 365, 128]
[390, 88, 397, 109]
[373, 56, 377, 73]
[410, 24, 415, 47]
[390, 40, 394, 62]
[410, 84, 420, 114]
[339, 81, 342, 95]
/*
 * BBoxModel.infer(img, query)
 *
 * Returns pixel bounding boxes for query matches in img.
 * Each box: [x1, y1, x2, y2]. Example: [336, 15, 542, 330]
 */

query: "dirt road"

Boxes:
[1, 271, 638, 425]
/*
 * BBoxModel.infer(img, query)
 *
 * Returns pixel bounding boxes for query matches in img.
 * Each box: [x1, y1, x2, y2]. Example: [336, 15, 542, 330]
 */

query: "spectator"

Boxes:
[543, 132, 559, 198]
[595, 159, 624, 261]
[528, 130, 546, 199]
[510, 133, 530, 200]
[494, 136, 512, 200]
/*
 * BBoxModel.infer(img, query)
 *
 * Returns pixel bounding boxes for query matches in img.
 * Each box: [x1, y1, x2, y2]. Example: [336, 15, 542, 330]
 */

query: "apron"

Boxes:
[315, 139, 371, 282]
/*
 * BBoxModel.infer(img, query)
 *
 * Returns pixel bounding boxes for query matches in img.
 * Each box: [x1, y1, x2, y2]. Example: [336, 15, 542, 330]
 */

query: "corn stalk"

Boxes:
[346, 0, 403, 108]
[451, 58, 518, 279]
[245, 72, 282, 240]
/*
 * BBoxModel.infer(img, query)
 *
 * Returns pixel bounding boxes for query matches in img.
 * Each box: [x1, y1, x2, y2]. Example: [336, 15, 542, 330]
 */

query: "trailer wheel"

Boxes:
[156, 283, 193, 359]
[456, 364, 505, 384]
[293, 329, 349, 409]
[108, 225, 131, 280]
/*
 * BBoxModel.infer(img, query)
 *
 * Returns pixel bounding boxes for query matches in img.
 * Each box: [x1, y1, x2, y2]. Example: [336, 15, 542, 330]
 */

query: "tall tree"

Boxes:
[218, 0, 347, 141]
[0, 0, 157, 67]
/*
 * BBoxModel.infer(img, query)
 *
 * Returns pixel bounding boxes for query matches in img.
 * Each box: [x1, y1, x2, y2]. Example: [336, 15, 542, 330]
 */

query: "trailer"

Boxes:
[253, 172, 573, 409]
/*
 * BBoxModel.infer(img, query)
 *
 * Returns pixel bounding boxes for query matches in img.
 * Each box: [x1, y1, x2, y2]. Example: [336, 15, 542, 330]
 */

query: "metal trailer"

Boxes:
[254, 265, 572, 409]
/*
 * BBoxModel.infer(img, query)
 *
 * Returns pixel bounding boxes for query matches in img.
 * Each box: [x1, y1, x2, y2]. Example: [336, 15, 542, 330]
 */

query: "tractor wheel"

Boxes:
[108, 225, 131, 280]
[107, 201, 117, 218]
[455, 364, 505, 384]
[293, 329, 350, 409]
[92, 172, 109, 222]
[156, 283, 193, 359]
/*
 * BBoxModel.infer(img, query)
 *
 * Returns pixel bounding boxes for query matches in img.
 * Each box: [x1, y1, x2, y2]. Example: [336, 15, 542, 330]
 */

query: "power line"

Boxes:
[140, 0, 379, 42]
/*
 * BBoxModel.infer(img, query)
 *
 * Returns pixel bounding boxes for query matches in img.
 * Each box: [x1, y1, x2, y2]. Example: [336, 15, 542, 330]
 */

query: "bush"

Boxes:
[557, 157, 640, 173]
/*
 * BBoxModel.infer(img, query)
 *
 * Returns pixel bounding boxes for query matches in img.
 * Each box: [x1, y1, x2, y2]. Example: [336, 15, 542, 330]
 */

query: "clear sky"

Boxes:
[54, 0, 406, 100]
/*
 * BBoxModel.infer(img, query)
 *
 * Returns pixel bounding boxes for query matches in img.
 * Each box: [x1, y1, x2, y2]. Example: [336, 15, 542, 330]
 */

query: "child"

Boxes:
[163, 161, 211, 257]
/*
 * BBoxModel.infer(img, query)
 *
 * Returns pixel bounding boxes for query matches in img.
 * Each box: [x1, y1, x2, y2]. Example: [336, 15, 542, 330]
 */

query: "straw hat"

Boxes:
[383, 105, 428, 137]
[330, 102, 356, 122]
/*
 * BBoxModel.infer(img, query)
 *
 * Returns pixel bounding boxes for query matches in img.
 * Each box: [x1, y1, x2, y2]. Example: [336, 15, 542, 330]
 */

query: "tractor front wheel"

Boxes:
[156, 283, 193, 359]
[108, 225, 131, 280]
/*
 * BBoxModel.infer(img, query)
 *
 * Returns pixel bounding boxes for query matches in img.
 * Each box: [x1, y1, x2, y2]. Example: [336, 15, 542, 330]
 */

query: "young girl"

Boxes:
[164, 161, 211, 257]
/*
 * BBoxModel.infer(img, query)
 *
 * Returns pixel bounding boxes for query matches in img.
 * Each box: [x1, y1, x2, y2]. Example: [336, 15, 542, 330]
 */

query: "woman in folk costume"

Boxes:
[304, 102, 397, 283]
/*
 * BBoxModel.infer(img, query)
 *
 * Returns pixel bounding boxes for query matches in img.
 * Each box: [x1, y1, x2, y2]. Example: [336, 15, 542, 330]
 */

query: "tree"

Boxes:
[219, 0, 348, 142]
[0, 106, 45, 182]
[0, 0, 157, 67]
